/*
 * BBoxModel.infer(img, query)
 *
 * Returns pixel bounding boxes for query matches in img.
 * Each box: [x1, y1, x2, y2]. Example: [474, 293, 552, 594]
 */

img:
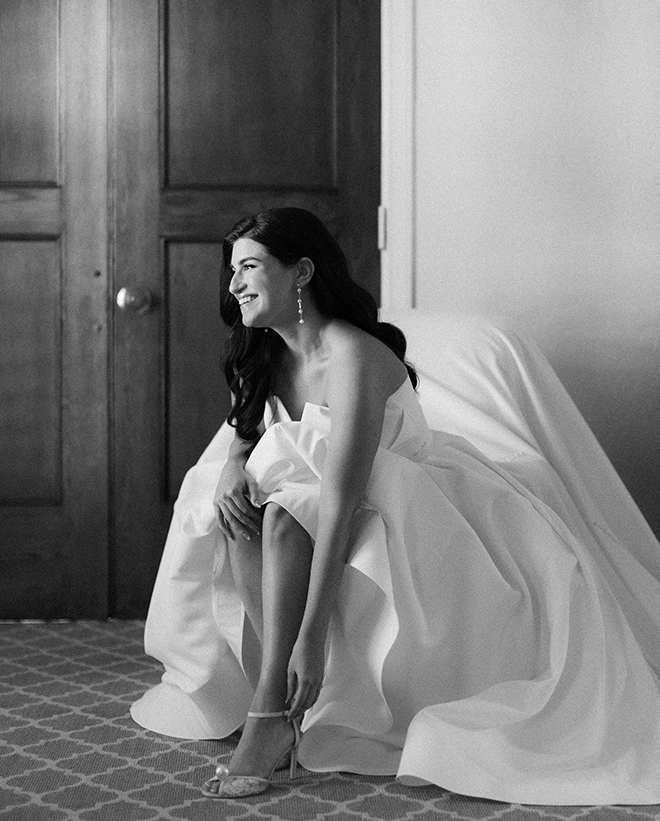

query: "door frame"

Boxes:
[380, 0, 415, 318]
[380, 0, 448, 371]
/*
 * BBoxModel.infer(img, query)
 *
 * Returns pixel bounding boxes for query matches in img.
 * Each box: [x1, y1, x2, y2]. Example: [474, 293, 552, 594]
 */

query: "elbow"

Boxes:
[321, 486, 364, 521]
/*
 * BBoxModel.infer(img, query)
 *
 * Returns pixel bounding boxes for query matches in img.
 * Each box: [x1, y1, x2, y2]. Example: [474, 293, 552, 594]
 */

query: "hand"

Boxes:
[213, 459, 262, 541]
[286, 632, 326, 721]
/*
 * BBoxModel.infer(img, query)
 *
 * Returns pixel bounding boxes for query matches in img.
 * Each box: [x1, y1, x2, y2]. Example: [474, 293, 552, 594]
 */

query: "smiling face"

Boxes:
[229, 237, 300, 329]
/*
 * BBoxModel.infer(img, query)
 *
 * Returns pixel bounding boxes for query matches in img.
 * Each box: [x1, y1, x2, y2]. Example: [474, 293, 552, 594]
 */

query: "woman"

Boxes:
[207, 206, 415, 796]
[131, 208, 660, 805]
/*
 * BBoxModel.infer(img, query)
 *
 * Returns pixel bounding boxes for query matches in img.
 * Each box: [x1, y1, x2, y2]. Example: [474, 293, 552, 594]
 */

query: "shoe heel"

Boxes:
[289, 718, 302, 780]
[289, 746, 298, 779]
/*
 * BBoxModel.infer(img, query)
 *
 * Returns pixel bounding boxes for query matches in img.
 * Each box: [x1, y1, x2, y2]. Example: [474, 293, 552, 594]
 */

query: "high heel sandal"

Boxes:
[201, 710, 302, 799]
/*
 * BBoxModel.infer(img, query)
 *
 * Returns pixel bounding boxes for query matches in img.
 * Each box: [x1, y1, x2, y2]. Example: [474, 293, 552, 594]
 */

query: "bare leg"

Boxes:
[225, 503, 313, 778]
[227, 534, 263, 690]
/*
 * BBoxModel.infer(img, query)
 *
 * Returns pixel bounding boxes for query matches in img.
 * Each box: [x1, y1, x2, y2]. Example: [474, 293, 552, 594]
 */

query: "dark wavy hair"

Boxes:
[220, 207, 417, 441]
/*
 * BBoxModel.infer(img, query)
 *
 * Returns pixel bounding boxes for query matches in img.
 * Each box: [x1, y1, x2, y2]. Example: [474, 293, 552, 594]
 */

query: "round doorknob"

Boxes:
[116, 286, 153, 314]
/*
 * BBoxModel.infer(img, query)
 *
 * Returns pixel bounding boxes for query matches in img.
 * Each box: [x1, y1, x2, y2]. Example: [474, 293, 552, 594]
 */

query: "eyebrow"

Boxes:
[230, 256, 261, 272]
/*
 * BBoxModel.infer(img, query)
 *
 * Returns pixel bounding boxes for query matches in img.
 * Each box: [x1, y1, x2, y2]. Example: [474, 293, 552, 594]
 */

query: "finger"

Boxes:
[223, 515, 253, 542]
[231, 492, 262, 522]
[221, 506, 257, 540]
[300, 687, 321, 716]
[286, 670, 304, 719]
[214, 505, 234, 540]
[288, 680, 317, 721]
[304, 680, 324, 711]
[287, 686, 306, 721]
[217, 501, 257, 543]
[224, 497, 262, 535]
[246, 477, 262, 509]
[286, 668, 296, 707]
[224, 509, 260, 542]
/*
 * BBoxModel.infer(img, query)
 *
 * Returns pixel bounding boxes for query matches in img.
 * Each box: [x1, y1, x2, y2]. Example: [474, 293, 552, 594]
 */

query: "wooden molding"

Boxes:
[380, 0, 415, 313]
[0, 187, 62, 237]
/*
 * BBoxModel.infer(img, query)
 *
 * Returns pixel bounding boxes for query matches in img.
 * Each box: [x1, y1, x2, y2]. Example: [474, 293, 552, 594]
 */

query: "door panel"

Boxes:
[0, 241, 61, 502]
[167, 0, 337, 188]
[0, 0, 109, 618]
[166, 243, 226, 500]
[0, 0, 59, 183]
[112, 0, 380, 616]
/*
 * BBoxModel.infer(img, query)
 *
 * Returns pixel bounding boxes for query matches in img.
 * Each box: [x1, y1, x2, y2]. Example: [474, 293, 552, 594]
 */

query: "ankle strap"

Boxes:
[247, 710, 287, 718]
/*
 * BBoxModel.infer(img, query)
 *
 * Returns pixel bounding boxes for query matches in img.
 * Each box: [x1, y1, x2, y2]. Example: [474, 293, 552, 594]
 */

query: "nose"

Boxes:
[229, 269, 244, 295]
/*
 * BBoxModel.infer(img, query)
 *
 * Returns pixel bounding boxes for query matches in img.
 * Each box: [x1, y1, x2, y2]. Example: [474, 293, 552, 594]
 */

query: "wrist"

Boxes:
[226, 451, 248, 469]
[298, 615, 330, 646]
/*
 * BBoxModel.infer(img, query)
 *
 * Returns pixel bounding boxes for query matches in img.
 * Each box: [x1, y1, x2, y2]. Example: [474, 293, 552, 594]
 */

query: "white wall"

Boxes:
[382, 0, 660, 534]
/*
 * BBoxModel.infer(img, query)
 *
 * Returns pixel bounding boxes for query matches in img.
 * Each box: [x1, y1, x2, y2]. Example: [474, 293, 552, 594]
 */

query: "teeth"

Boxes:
[238, 295, 257, 306]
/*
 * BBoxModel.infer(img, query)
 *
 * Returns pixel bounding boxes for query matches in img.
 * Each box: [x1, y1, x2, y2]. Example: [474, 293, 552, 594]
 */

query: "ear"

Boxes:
[295, 257, 315, 288]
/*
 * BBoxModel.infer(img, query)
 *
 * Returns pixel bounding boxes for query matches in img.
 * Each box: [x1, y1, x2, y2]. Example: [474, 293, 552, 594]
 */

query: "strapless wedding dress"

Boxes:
[131, 334, 660, 806]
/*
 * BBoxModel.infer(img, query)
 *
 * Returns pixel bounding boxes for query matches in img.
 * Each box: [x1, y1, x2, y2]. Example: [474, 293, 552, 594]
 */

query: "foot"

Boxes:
[229, 712, 296, 778]
[203, 713, 297, 797]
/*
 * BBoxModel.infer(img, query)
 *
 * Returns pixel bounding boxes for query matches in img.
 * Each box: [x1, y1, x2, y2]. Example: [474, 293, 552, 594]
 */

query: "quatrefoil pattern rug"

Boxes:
[1, 621, 659, 821]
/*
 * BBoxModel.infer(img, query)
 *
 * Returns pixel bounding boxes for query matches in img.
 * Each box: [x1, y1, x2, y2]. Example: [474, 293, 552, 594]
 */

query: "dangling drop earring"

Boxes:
[297, 285, 305, 324]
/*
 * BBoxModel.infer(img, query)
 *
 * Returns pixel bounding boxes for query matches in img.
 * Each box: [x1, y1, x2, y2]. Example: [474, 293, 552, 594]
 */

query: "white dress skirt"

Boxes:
[130, 322, 660, 806]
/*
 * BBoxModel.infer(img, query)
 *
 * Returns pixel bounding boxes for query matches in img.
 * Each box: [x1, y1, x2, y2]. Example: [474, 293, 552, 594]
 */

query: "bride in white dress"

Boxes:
[131, 207, 660, 805]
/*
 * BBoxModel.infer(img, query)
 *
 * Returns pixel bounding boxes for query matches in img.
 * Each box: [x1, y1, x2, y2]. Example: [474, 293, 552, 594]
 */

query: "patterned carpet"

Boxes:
[1, 622, 659, 821]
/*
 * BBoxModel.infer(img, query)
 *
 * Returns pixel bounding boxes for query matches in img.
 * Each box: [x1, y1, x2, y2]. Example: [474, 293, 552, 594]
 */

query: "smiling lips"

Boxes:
[238, 295, 257, 306]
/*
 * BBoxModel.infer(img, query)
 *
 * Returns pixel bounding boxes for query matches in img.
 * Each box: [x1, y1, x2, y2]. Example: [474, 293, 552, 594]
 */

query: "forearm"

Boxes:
[226, 431, 255, 467]
[299, 496, 360, 639]
[296, 350, 387, 642]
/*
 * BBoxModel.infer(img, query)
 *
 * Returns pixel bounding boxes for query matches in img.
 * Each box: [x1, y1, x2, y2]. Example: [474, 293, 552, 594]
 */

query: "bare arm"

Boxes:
[286, 337, 405, 717]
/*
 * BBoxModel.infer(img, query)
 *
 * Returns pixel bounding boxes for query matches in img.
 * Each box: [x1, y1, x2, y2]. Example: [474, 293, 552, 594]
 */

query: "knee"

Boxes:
[262, 503, 305, 543]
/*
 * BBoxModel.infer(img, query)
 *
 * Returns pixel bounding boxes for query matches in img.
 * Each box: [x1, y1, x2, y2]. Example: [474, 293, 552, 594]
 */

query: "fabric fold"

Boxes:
[131, 320, 660, 805]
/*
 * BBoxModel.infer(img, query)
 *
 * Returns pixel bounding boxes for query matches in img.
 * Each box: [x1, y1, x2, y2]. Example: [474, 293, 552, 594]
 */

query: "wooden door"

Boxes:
[0, 1, 109, 619]
[111, 1, 381, 616]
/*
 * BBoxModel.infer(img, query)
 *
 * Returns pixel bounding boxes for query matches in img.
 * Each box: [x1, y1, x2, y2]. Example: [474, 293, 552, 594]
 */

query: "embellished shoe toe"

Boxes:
[202, 764, 271, 798]
[201, 710, 302, 800]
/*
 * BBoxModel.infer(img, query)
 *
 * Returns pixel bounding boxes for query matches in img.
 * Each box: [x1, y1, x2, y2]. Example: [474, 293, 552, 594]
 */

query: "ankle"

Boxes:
[249, 690, 287, 715]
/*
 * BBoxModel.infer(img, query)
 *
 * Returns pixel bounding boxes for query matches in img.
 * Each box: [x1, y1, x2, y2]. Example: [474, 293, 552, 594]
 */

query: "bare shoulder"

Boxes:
[323, 321, 408, 400]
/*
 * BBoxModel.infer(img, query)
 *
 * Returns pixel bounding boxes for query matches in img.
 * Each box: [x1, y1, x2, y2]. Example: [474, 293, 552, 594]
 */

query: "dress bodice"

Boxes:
[267, 377, 432, 461]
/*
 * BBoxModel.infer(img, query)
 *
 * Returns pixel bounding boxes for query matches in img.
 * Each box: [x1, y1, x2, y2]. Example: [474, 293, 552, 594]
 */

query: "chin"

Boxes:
[241, 316, 267, 329]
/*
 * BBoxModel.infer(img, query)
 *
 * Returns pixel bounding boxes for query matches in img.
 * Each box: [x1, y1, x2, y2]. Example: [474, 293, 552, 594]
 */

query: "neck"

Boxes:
[271, 306, 329, 361]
